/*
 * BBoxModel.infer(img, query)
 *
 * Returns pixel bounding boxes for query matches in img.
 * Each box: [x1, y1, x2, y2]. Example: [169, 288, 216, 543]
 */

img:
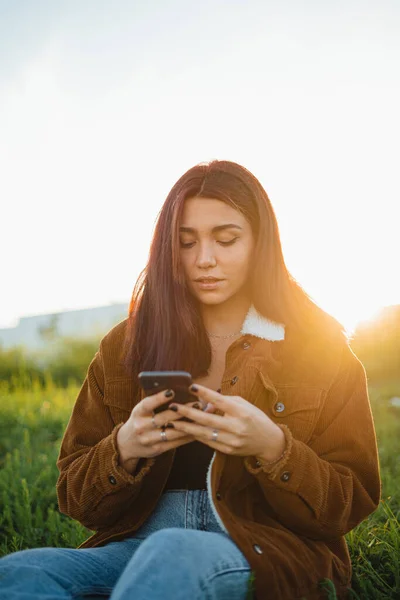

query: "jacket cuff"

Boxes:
[244, 424, 307, 493]
[95, 423, 156, 495]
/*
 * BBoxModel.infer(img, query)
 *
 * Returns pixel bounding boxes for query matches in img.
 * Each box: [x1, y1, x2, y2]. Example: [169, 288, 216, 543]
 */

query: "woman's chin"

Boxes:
[194, 290, 234, 306]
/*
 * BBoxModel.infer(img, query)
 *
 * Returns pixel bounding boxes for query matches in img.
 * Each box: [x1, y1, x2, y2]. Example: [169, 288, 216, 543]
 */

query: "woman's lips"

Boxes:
[195, 279, 224, 290]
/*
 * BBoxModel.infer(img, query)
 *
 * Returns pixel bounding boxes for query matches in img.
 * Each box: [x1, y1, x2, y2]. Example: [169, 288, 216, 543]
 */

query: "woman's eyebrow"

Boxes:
[179, 224, 243, 233]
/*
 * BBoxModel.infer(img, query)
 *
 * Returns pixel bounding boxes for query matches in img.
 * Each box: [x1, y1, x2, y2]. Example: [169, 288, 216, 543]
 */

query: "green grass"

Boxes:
[0, 377, 399, 599]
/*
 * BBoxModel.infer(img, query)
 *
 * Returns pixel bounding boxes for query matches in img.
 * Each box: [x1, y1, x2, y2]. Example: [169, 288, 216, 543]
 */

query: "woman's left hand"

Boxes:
[169, 384, 286, 461]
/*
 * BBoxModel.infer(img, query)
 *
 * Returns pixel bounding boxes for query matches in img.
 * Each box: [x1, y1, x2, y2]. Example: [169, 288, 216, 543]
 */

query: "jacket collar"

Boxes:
[240, 305, 285, 341]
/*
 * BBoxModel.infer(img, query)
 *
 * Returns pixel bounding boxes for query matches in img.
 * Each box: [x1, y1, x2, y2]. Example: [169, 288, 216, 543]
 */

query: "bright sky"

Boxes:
[1, 0, 399, 334]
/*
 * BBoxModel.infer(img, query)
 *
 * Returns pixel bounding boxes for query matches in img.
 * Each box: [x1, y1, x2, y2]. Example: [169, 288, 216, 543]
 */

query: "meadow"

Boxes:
[0, 373, 399, 599]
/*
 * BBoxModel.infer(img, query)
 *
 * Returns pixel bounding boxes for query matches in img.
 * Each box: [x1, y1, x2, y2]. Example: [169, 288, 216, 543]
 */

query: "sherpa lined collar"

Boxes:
[240, 305, 285, 341]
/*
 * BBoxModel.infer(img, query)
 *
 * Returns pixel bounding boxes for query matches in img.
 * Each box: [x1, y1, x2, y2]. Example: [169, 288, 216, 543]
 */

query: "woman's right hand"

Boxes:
[116, 389, 198, 472]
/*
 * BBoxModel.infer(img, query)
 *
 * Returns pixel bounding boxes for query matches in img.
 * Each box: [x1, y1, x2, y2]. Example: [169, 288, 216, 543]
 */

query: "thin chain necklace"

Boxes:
[206, 330, 242, 339]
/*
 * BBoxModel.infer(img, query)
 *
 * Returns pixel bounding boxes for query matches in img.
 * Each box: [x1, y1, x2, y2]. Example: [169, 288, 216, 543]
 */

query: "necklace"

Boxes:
[206, 330, 242, 339]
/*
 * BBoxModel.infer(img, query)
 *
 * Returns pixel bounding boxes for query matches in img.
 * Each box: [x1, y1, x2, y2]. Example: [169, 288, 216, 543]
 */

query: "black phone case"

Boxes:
[138, 371, 195, 419]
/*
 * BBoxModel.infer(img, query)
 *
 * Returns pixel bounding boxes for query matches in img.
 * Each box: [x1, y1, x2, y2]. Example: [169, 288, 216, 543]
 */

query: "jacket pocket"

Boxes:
[267, 382, 324, 444]
[104, 379, 138, 425]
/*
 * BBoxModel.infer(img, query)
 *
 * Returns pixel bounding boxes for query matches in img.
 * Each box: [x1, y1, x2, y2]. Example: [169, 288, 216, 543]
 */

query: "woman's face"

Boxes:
[179, 196, 255, 306]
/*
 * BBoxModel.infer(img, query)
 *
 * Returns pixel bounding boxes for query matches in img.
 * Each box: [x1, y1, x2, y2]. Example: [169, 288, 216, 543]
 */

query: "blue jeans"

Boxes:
[0, 490, 252, 599]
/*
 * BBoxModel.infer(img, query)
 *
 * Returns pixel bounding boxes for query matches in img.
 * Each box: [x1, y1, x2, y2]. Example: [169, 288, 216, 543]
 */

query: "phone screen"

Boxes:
[138, 371, 195, 416]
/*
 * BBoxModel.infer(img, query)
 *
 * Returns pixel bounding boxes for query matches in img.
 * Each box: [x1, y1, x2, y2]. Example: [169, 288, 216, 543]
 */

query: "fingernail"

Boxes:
[193, 403, 200, 409]
[165, 389, 174, 397]
[169, 404, 178, 412]
[166, 423, 175, 428]
[190, 384, 199, 392]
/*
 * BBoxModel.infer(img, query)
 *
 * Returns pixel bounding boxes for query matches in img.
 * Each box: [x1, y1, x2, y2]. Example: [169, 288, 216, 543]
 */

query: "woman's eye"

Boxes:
[179, 237, 239, 249]
[218, 238, 238, 246]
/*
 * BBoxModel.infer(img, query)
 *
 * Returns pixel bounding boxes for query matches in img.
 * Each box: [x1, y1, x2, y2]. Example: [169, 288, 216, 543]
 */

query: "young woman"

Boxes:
[0, 160, 381, 599]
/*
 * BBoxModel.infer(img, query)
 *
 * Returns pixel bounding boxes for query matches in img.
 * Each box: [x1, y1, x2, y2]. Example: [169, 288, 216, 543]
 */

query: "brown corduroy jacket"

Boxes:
[56, 307, 381, 600]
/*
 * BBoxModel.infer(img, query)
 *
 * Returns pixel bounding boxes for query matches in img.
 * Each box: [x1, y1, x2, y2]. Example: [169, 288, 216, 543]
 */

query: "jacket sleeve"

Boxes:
[244, 344, 382, 541]
[56, 343, 156, 531]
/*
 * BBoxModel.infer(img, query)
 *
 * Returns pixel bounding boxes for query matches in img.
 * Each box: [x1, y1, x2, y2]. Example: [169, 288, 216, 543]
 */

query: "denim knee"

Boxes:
[135, 528, 201, 561]
[136, 527, 232, 565]
[112, 528, 251, 600]
[140, 527, 195, 547]
[0, 547, 56, 568]
[0, 547, 81, 599]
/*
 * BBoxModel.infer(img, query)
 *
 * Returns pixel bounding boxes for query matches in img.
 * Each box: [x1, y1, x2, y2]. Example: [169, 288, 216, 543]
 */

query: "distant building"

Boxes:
[0, 303, 129, 351]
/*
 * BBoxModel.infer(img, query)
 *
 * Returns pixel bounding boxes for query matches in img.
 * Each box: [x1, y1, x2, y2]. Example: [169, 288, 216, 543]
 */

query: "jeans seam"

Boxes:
[201, 491, 207, 531]
[207, 566, 252, 579]
[204, 489, 211, 530]
[184, 489, 188, 529]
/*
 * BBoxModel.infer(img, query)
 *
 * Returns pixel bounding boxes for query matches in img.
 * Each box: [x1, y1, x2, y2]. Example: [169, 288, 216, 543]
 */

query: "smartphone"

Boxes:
[138, 371, 196, 419]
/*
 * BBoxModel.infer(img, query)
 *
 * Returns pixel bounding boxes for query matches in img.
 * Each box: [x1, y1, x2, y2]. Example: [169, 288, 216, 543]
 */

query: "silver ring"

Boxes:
[160, 430, 167, 442]
[212, 429, 219, 441]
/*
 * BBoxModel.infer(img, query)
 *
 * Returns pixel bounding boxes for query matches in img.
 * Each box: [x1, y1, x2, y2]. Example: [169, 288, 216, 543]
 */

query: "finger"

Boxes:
[151, 400, 201, 428]
[171, 419, 209, 440]
[169, 401, 235, 433]
[187, 384, 238, 413]
[140, 389, 176, 415]
[150, 429, 194, 448]
[149, 434, 195, 455]
[171, 419, 237, 453]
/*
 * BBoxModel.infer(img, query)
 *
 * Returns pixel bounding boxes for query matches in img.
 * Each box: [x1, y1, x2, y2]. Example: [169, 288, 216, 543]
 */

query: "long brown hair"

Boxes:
[122, 160, 343, 387]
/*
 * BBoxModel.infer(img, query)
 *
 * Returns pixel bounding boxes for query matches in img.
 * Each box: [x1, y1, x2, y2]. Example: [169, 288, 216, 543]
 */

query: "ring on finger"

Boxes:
[211, 429, 219, 441]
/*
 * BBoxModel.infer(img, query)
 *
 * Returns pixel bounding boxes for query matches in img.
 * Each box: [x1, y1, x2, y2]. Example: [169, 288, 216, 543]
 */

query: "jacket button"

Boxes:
[280, 471, 291, 482]
[274, 402, 285, 413]
[253, 544, 263, 555]
[230, 376, 239, 385]
[108, 475, 117, 485]
[216, 492, 222, 500]
[243, 342, 251, 350]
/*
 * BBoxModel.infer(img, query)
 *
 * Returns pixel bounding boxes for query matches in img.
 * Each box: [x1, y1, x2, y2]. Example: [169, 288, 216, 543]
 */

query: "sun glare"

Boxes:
[320, 300, 388, 335]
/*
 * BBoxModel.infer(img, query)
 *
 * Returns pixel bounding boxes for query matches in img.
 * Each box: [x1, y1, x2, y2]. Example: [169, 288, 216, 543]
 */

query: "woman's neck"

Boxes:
[200, 294, 252, 337]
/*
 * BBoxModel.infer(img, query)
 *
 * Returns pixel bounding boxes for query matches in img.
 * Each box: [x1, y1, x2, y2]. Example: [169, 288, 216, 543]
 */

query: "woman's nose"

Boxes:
[195, 243, 217, 268]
